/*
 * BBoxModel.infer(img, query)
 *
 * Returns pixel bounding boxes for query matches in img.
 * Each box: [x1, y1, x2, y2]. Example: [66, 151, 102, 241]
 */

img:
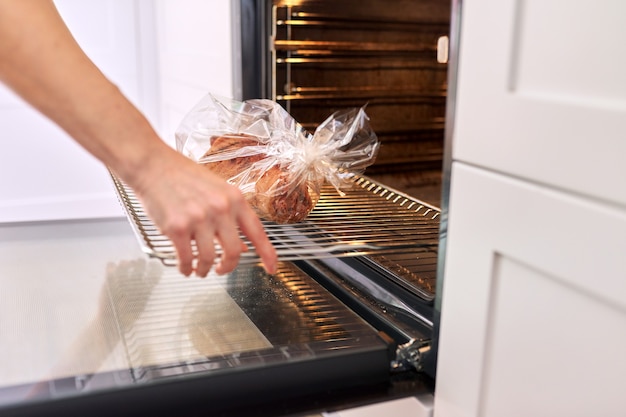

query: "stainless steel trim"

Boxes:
[231, 0, 243, 100]
[320, 257, 434, 327]
[436, 0, 463, 311]
[271, 4, 278, 101]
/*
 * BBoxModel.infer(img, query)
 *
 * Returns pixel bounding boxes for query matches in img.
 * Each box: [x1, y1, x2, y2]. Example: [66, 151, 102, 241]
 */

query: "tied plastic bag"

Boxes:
[175, 94, 379, 223]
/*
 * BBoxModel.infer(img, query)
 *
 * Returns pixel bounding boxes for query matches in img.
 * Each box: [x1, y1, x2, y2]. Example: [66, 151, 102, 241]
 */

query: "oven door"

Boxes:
[0, 176, 438, 417]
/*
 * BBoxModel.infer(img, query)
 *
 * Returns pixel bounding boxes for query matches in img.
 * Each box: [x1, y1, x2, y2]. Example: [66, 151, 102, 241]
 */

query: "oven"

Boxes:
[0, 0, 456, 416]
[235, 0, 452, 387]
[238, 0, 450, 207]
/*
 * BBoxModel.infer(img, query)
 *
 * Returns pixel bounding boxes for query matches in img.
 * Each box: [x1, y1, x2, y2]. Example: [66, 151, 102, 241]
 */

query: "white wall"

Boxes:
[0, 0, 235, 223]
[154, 0, 234, 147]
[0, 0, 140, 223]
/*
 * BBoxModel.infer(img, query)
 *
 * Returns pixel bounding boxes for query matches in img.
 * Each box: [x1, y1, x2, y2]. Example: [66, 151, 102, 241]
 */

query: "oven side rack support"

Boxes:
[294, 256, 434, 373]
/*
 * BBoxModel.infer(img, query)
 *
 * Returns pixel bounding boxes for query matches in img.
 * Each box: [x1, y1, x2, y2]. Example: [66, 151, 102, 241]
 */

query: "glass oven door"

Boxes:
[0, 219, 392, 416]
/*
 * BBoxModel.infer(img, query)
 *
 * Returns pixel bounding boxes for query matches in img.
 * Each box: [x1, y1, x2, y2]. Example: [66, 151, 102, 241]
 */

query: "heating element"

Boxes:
[110, 172, 440, 300]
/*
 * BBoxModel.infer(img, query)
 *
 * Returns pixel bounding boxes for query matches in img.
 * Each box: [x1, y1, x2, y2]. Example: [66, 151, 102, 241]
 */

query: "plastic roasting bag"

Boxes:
[175, 94, 379, 223]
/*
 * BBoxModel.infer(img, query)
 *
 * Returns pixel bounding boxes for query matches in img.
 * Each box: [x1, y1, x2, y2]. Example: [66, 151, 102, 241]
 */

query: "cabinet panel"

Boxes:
[481, 255, 626, 416]
[434, 162, 626, 417]
[452, 0, 626, 207]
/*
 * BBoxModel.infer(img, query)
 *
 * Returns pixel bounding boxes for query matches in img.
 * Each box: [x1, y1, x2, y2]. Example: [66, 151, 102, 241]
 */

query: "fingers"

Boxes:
[179, 199, 276, 278]
[237, 203, 278, 275]
[192, 226, 217, 278]
[168, 230, 195, 277]
[171, 190, 250, 277]
[213, 216, 245, 275]
[174, 221, 275, 278]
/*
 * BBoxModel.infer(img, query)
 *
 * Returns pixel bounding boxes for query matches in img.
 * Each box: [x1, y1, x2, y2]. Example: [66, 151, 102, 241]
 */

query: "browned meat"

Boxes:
[201, 134, 315, 223]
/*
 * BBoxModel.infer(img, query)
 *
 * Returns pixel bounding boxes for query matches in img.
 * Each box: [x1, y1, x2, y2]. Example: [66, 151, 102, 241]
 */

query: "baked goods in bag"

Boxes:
[201, 134, 315, 223]
[175, 95, 379, 223]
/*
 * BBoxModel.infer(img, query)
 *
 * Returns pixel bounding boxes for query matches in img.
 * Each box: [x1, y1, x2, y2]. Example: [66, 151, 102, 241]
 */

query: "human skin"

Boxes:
[0, 0, 277, 277]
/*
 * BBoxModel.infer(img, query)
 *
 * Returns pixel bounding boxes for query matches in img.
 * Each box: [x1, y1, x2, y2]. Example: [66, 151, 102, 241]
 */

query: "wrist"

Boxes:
[113, 137, 176, 195]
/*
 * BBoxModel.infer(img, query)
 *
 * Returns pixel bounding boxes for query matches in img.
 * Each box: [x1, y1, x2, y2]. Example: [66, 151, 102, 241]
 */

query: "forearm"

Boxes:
[0, 0, 278, 276]
[0, 0, 170, 188]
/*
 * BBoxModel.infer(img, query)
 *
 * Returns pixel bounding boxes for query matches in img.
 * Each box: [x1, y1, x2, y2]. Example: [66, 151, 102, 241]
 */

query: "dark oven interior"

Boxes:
[240, 0, 451, 207]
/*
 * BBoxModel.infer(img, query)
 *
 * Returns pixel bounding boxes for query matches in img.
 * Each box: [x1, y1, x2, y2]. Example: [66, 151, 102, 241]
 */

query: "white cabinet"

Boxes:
[434, 0, 626, 416]
[452, 0, 626, 207]
[435, 163, 626, 417]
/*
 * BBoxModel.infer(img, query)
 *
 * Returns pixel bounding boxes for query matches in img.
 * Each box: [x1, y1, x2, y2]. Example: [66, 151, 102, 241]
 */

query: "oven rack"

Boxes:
[276, 86, 446, 102]
[274, 39, 437, 54]
[109, 172, 440, 268]
[298, 120, 446, 136]
[276, 12, 449, 31]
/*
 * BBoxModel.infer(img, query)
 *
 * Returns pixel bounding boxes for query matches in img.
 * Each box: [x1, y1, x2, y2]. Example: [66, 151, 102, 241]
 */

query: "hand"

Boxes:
[132, 149, 277, 278]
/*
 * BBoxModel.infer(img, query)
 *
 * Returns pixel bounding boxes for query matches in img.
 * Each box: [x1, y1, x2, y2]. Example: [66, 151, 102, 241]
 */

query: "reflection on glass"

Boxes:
[1, 254, 384, 410]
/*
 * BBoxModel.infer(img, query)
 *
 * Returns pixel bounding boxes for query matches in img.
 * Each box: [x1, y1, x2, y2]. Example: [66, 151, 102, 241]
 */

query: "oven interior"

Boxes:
[242, 0, 450, 206]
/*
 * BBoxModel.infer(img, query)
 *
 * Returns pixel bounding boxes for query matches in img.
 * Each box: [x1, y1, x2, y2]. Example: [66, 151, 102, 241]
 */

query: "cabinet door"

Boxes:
[452, 0, 626, 206]
[434, 162, 626, 417]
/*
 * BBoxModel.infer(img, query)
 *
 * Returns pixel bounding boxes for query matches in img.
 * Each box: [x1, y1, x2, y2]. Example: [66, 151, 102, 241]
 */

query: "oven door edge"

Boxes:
[232, 0, 272, 101]
[422, 0, 464, 380]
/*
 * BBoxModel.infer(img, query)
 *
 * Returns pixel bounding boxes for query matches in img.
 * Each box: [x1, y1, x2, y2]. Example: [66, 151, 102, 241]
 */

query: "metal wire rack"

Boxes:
[109, 172, 440, 293]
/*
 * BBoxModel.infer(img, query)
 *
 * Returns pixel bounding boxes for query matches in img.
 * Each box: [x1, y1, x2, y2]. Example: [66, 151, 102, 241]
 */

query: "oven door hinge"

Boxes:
[391, 339, 431, 373]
